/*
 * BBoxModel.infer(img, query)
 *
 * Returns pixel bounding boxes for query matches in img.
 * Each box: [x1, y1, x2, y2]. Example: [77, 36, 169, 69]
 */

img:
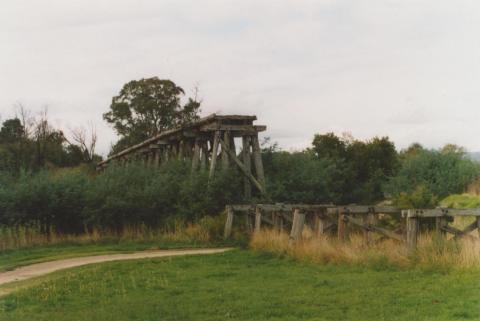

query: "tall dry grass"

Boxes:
[0, 220, 215, 252]
[250, 229, 480, 269]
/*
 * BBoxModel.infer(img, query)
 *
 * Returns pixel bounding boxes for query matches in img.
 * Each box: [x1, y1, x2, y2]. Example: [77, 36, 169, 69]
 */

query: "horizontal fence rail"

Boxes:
[225, 205, 480, 251]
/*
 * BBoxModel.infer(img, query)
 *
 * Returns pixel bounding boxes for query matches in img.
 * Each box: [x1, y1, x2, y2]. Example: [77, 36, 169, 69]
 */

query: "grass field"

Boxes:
[1, 250, 480, 321]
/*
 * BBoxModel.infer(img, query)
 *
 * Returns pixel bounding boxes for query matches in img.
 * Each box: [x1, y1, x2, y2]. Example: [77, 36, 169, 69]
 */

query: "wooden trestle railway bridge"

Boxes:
[97, 114, 480, 251]
[224, 204, 480, 251]
[97, 114, 267, 198]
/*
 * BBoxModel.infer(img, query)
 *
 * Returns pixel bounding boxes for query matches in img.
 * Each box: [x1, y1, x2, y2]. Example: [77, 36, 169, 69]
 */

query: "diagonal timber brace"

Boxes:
[219, 137, 265, 195]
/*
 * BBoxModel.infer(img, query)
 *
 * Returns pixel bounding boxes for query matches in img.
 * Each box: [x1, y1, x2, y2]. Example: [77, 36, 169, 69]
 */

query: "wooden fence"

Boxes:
[225, 204, 480, 251]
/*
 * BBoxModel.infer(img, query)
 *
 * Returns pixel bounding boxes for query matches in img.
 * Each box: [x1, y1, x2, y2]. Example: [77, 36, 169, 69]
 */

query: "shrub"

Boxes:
[386, 148, 480, 207]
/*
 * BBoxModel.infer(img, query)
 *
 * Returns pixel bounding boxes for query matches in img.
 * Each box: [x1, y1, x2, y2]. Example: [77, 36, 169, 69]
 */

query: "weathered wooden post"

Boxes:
[364, 207, 376, 245]
[192, 139, 201, 171]
[200, 141, 208, 171]
[242, 136, 252, 199]
[224, 206, 234, 239]
[221, 131, 231, 170]
[337, 208, 349, 242]
[254, 206, 262, 233]
[290, 209, 305, 244]
[245, 209, 254, 233]
[406, 209, 419, 252]
[178, 140, 185, 160]
[154, 149, 161, 168]
[314, 210, 325, 237]
[435, 214, 447, 240]
[209, 131, 220, 179]
[252, 135, 266, 192]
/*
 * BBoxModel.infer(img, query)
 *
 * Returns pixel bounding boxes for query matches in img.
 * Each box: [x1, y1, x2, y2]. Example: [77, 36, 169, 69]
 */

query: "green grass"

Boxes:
[440, 193, 480, 209]
[1, 250, 480, 321]
[0, 239, 216, 272]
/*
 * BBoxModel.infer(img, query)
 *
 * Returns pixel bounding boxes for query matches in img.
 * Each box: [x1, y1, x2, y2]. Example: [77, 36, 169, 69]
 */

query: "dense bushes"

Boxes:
[0, 162, 243, 234]
[1, 134, 480, 235]
[309, 134, 399, 204]
[263, 151, 343, 204]
[386, 148, 480, 208]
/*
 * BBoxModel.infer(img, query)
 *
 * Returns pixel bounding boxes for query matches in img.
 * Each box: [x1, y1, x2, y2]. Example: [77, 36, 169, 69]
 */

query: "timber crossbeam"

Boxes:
[225, 204, 480, 251]
[97, 114, 267, 198]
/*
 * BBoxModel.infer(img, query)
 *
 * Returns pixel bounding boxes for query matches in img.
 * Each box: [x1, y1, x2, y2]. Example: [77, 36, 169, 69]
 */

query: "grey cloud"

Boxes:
[2, 0, 480, 156]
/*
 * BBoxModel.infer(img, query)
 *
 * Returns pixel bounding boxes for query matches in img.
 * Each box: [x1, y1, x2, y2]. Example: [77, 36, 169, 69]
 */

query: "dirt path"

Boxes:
[0, 248, 232, 290]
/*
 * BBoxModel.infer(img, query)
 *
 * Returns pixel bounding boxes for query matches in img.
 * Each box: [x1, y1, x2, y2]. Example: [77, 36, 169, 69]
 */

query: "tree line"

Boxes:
[0, 77, 479, 234]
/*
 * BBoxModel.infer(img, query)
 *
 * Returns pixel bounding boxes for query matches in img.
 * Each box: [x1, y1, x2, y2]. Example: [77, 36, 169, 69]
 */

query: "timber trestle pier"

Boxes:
[225, 204, 480, 251]
[97, 114, 267, 197]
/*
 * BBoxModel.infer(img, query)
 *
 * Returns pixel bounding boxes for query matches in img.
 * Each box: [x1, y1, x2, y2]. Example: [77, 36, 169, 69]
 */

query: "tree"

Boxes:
[386, 145, 480, 206]
[310, 132, 399, 204]
[68, 123, 99, 163]
[311, 132, 347, 159]
[0, 118, 24, 143]
[103, 77, 201, 155]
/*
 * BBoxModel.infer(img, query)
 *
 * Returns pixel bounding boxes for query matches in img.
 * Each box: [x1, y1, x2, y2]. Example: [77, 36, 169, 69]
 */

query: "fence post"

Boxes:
[435, 215, 447, 240]
[406, 210, 419, 252]
[363, 208, 376, 245]
[245, 210, 253, 233]
[224, 206, 234, 239]
[314, 210, 325, 237]
[254, 207, 262, 233]
[338, 208, 349, 242]
[289, 209, 305, 244]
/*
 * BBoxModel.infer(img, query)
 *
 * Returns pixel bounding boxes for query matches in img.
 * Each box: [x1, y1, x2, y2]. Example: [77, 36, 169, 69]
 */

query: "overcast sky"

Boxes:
[1, 0, 480, 155]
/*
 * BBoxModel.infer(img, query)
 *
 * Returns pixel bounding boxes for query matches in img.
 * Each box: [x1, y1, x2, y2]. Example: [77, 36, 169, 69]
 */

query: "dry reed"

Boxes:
[0, 222, 212, 252]
[250, 228, 480, 269]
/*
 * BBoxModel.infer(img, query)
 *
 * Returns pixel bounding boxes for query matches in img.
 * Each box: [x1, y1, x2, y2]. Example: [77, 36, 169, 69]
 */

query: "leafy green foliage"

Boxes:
[440, 194, 480, 209]
[263, 150, 343, 203]
[103, 78, 201, 155]
[310, 133, 398, 204]
[386, 146, 480, 207]
[0, 116, 99, 173]
[0, 163, 243, 234]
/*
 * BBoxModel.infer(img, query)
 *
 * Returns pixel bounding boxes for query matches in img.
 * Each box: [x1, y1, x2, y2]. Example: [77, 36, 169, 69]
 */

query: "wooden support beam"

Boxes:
[200, 124, 267, 132]
[271, 211, 286, 231]
[220, 138, 265, 194]
[230, 204, 333, 212]
[192, 139, 201, 171]
[255, 207, 262, 233]
[406, 210, 419, 252]
[163, 146, 170, 164]
[242, 136, 252, 200]
[441, 221, 479, 239]
[338, 208, 348, 242]
[407, 208, 480, 218]
[221, 131, 231, 170]
[224, 206, 234, 239]
[328, 206, 401, 215]
[178, 141, 185, 160]
[435, 217, 448, 240]
[345, 215, 404, 242]
[245, 211, 253, 233]
[252, 135, 266, 192]
[289, 209, 305, 243]
[200, 141, 208, 171]
[209, 131, 220, 179]
[314, 211, 325, 237]
[365, 209, 377, 245]
[154, 150, 161, 168]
